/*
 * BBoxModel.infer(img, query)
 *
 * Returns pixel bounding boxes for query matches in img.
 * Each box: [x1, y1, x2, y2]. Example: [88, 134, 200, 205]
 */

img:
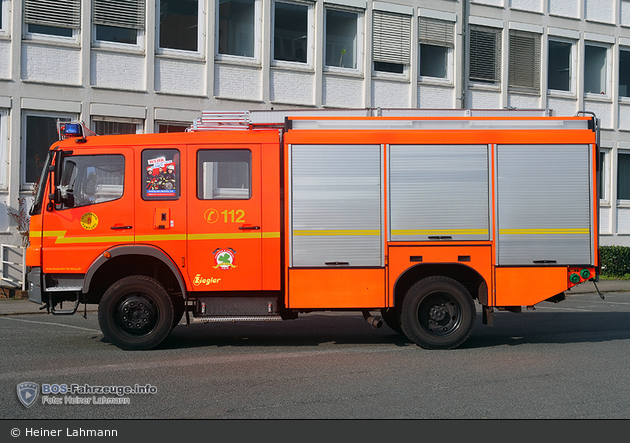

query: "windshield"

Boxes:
[29, 151, 54, 216]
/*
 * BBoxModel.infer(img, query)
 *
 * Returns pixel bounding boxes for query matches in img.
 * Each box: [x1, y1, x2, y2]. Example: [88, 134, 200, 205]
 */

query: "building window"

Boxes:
[93, 0, 145, 46]
[620, 49, 630, 98]
[325, 8, 360, 70]
[508, 30, 540, 93]
[599, 150, 609, 202]
[469, 26, 501, 85]
[548, 39, 573, 92]
[159, 0, 200, 52]
[157, 123, 189, 133]
[273, 1, 312, 64]
[372, 11, 410, 74]
[0, 0, 8, 34]
[418, 16, 453, 80]
[23, 113, 75, 186]
[618, 152, 630, 200]
[0, 110, 7, 187]
[218, 0, 257, 58]
[92, 118, 143, 135]
[198, 150, 251, 200]
[584, 43, 608, 96]
[24, 0, 81, 39]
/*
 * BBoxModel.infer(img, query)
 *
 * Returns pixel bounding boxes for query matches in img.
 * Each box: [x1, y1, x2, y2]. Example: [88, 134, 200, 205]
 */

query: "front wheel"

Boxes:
[98, 275, 174, 350]
[400, 276, 476, 350]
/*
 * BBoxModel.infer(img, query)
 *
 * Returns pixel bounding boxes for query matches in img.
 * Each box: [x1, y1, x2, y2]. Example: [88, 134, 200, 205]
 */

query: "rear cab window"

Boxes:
[142, 149, 181, 200]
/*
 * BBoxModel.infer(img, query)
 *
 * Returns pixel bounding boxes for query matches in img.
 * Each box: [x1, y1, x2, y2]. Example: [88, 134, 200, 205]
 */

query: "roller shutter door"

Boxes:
[290, 144, 383, 267]
[496, 144, 592, 265]
[389, 144, 490, 241]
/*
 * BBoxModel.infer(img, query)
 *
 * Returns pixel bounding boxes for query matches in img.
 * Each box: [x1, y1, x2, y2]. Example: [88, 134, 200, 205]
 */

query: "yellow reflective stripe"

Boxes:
[42, 231, 134, 244]
[41, 231, 66, 238]
[40, 231, 281, 244]
[293, 230, 381, 236]
[188, 231, 281, 240]
[136, 234, 187, 242]
[57, 235, 134, 244]
[391, 229, 488, 236]
[499, 228, 590, 235]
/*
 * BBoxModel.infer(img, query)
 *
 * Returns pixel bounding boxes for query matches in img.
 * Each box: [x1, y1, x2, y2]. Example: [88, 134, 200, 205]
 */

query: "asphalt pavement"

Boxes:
[0, 278, 628, 316]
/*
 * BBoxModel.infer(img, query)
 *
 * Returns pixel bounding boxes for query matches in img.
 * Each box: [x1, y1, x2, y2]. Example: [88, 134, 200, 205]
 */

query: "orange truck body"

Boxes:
[25, 109, 600, 350]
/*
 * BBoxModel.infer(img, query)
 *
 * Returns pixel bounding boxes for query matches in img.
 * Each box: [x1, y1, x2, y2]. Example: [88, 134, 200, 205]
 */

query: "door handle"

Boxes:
[239, 225, 261, 230]
[111, 225, 133, 230]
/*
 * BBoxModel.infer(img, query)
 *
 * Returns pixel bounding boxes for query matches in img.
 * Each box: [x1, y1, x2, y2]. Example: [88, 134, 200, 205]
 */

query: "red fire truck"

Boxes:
[25, 108, 600, 350]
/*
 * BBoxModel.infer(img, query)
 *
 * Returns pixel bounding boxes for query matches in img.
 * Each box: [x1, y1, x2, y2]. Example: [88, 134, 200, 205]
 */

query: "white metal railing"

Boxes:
[1, 244, 25, 290]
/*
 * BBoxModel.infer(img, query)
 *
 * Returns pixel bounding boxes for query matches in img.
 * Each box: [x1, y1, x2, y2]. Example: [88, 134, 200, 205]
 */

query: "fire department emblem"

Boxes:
[80, 212, 99, 230]
[17, 382, 39, 408]
[213, 249, 236, 270]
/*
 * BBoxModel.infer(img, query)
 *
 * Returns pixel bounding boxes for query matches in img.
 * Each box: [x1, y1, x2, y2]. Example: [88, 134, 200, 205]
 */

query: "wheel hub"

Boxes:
[418, 293, 461, 337]
[116, 295, 158, 335]
[429, 304, 447, 322]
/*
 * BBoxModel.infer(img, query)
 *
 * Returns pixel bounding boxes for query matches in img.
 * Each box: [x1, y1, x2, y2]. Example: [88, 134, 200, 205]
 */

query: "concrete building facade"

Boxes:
[1, 0, 630, 283]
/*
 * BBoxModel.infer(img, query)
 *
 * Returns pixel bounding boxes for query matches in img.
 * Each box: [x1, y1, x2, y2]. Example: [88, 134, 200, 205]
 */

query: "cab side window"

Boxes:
[59, 155, 125, 209]
[197, 150, 251, 199]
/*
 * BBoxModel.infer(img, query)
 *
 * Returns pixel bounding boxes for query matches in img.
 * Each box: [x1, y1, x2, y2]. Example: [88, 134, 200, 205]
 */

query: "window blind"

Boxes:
[469, 26, 501, 83]
[509, 30, 541, 92]
[93, 0, 146, 29]
[373, 10, 411, 65]
[24, 0, 81, 29]
[419, 16, 454, 48]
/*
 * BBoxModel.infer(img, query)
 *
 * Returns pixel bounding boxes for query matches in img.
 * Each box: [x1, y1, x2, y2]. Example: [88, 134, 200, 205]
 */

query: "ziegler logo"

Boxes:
[193, 274, 222, 286]
[213, 248, 236, 270]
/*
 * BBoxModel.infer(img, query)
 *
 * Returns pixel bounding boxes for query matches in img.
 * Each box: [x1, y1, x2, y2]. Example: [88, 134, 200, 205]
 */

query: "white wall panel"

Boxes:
[371, 80, 410, 108]
[270, 70, 314, 105]
[548, 0, 579, 18]
[214, 64, 262, 101]
[21, 44, 80, 85]
[585, 0, 614, 23]
[0, 41, 9, 79]
[510, 0, 542, 12]
[323, 75, 364, 108]
[91, 51, 145, 91]
[418, 84, 455, 108]
[155, 58, 205, 96]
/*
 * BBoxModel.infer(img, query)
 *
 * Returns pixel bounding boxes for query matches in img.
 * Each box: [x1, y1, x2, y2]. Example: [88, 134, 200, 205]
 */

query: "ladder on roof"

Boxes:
[189, 108, 554, 131]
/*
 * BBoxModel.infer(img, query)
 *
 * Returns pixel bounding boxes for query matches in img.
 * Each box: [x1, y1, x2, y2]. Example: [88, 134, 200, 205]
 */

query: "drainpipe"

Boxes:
[460, 0, 469, 109]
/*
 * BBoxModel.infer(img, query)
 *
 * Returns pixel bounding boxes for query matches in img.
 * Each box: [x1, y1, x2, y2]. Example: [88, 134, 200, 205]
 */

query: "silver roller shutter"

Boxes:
[290, 144, 383, 267]
[389, 144, 490, 241]
[496, 144, 592, 265]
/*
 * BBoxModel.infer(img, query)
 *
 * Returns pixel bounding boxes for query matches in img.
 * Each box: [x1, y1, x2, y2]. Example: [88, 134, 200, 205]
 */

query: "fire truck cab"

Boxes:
[25, 109, 600, 350]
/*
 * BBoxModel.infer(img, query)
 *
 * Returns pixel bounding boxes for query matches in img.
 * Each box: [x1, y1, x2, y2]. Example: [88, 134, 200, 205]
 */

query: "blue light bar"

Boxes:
[60, 123, 82, 138]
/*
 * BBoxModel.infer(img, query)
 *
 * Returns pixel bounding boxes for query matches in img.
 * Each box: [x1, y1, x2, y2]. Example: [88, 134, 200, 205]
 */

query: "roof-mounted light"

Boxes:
[57, 121, 97, 141]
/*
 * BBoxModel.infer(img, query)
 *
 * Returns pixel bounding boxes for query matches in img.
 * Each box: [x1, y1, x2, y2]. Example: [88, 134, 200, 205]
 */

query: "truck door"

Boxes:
[135, 147, 187, 276]
[41, 149, 133, 275]
[186, 145, 263, 291]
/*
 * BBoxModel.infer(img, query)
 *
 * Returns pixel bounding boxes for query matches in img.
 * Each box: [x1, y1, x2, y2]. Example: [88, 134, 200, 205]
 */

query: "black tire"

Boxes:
[98, 275, 174, 350]
[171, 296, 185, 331]
[380, 307, 403, 335]
[400, 276, 476, 350]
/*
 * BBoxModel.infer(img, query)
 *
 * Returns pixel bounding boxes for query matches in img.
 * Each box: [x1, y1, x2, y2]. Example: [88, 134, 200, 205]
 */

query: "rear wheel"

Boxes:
[400, 276, 476, 350]
[98, 275, 174, 350]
